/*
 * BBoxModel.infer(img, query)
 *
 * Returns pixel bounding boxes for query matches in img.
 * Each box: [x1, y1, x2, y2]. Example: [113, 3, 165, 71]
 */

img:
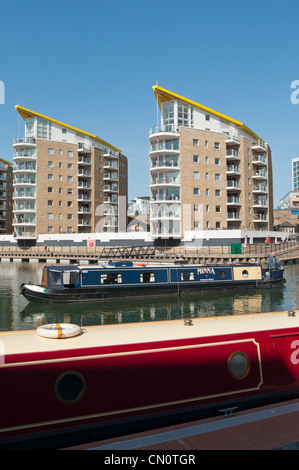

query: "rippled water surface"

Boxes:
[0, 261, 298, 331]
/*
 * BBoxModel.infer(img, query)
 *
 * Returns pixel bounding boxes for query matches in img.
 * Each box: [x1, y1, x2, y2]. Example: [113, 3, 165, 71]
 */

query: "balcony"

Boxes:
[227, 196, 241, 206]
[78, 144, 91, 154]
[252, 155, 267, 166]
[150, 157, 179, 171]
[226, 180, 241, 190]
[149, 124, 180, 140]
[227, 213, 241, 221]
[104, 184, 118, 193]
[78, 157, 91, 165]
[78, 170, 91, 178]
[13, 137, 36, 148]
[253, 184, 267, 194]
[149, 141, 180, 157]
[252, 140, 266, 152]
[252, 170, 267, 180]
[104, 197, 118, 204]
[226, 165, 240, 175]
[225, 134, 240, 146]
[150, 176, 180, 188]
[104, 161, 118, 169]
[253, 199, 267, 208]
[226, 149, 240, 161]
[103, 150, 118, 159]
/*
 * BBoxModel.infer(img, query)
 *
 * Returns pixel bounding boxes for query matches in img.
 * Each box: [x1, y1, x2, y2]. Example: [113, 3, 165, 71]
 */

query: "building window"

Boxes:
[193, 139, 199, 147]
[206, 188, 209, 196]
[193, 188, 199, 195]
[215, 189, 221, 197]
[48, 174, 53, 180]
[48, 213, 53, 219]
[48, 187, 53, 193]
[193, 155, 199, 163]
[67, 214, 73, 219]
[215, 174, 221, 181]
[59, 150, 63, 156]
[205, 156, 209, 164]
[48, 200, 53, 206]
[206, 205, 209, 212]
[67, 201, 73, 207]
[215, 158, 220, 165]
[48, 161, 53, 167]
[48, 148, 54, 155]
[67, 164, 73, 169]
[68, 151, 73, 157]
[67, 188, 73, 194]
[205, 140, 209, 148]
[215, 205, 221, 213]
[216, 221, 221, 229]
[214, 142, 220, 149]
[67, 227, 73, 233]
[205, 114, 210, 121]
[48, 226, 53, 233]
[67, 176, 73, 182]
[205, 172, 209, 180]
[193, 171, 199, 179]
[194, 220, 200, 229]
[194, 204, 200, 211]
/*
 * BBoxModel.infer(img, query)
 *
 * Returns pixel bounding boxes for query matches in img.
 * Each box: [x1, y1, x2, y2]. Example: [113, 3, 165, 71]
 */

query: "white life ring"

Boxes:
[37, 323, 81, 339]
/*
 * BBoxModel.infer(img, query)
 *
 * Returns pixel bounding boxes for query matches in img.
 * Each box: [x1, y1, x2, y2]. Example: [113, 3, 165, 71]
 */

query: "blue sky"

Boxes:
[1, 0, 299, 205]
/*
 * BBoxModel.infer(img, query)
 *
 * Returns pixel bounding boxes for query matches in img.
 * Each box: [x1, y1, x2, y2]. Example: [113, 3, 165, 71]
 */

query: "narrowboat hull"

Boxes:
[0, 311, 299, 449]
[20, 262, 285, 304]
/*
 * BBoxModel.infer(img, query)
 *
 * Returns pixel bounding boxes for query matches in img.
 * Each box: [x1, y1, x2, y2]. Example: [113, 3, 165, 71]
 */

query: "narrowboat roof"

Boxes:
[44, 262, 260, 271]
[0, 311, 298, 360]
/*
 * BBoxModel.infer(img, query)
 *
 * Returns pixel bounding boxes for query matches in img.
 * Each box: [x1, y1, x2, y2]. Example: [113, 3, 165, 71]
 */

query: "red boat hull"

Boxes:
[1, 313, 299, 448]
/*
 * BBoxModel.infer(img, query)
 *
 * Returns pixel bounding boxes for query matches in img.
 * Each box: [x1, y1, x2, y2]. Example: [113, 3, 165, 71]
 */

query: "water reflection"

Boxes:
[0, 261, 298, 331]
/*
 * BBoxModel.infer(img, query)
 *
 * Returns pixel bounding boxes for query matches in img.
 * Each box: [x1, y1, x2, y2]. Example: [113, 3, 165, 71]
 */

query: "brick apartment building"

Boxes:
[149, 86, 273, 239]
[13, 106, 128, 240]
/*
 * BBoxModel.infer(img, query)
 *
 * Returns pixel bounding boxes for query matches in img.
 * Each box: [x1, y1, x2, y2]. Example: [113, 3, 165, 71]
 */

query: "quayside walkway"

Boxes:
[0, 239, 298, 264]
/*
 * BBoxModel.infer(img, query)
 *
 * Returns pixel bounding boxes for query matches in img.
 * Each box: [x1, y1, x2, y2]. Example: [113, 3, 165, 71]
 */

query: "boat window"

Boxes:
[180, 271, 195, 281]
[48, 270, 62, 286]
[219, 270, 225, 279]
[100, 273, 122, 284]
[140, 272, 155, 283]
[63, 271, 79, 287]
[242, 270, 249, 278]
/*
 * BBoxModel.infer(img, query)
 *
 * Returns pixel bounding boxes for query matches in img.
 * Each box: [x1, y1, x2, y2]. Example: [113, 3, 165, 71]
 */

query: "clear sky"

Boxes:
[1, 0, 299, 205]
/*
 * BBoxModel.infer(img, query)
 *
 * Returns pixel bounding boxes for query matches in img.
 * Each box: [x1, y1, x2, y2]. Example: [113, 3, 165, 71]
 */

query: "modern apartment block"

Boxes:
[0, 158, 13, 234]
[292, 157, 299, 191]
[149, 86, 273, 239]
[13, 106, 128, 240]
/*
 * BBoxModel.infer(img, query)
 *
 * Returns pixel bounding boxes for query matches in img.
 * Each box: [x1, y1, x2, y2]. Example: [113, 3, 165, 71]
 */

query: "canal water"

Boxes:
[0, 260, 298, 332]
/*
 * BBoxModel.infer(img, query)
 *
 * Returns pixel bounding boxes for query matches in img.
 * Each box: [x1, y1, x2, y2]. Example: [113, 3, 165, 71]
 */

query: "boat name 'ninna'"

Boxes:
[197, 268, 216, 275]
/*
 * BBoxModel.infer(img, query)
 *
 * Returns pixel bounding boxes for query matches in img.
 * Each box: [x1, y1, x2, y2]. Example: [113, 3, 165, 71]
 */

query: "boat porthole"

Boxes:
[227, 351, 250, 380]
[54, 371, 86, 405]
[242, 269, 249, 278]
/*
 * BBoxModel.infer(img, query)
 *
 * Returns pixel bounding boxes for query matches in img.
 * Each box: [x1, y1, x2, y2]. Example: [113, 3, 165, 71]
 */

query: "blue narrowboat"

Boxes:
[20, 260, 285, 303]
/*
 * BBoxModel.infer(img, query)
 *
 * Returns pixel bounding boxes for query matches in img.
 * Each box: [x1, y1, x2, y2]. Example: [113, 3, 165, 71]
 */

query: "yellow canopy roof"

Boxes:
[152, 85, 261, 141]
[0, 158, 12, 166]
[15, 105, 122, 153]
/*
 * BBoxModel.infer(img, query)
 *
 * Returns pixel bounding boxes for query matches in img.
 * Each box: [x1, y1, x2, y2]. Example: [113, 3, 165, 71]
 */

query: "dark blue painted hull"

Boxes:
[20, 262, 285, 303]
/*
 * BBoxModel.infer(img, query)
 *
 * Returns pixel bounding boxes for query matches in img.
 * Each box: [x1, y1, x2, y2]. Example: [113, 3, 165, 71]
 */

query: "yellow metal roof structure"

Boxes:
[152, 85, 262, 141]
[15, 105, 122, 153]
[0, 158, 12, 166]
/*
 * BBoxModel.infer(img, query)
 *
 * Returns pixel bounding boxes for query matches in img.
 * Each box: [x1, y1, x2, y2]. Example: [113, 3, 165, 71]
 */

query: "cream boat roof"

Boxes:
[0, 311, 298, 360]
